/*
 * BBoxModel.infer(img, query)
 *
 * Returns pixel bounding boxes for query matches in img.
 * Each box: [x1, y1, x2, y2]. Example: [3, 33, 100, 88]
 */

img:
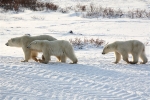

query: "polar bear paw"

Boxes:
[21, 60, 28, 62]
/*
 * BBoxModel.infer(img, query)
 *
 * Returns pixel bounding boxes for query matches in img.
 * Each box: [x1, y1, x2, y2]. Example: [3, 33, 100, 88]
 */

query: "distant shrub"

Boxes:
[0, 0, 59, 12]
[128, 9, 150, 19]
[0, 0, 37, 11]
[0, 1, 149, 19]
[76, 3, 86, 12]
[69, 38, 105, 49]
[80, 3, 150, 19]
[45, 2, 58, 11]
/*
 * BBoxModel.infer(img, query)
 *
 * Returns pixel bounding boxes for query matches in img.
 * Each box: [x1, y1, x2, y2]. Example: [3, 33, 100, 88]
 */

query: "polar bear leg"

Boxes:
[114, 52, 121, 64]
[122, 53, 130, 63]
[39, 53, 50, 64]
[31, 51, 38, 62]
[66, 53, 78, 64]
[38, 55, 45, 63]
[56, 56, 61, 62]
[60, 55, 66, 63]
[39, 54, 51, 63]
[130, 53, 139, 64]
[140, 52, 148, 64]
[22, 47, 31, 62]
[42, 55, 45, 60]
[65, 49, 77, 64]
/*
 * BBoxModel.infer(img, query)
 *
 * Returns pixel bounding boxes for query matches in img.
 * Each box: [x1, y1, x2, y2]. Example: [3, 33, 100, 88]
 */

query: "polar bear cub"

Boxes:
[27, 40, 78, 64]
[102, 40, 148, 64]
[5, 35, 57, 62]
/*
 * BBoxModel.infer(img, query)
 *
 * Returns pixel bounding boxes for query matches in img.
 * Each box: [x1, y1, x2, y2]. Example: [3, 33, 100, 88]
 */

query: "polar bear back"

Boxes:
[31, 35, 57, 41]
[43, 40, 72, 56]
[115, 40, 144, 53]
[21, 35, 57, 47]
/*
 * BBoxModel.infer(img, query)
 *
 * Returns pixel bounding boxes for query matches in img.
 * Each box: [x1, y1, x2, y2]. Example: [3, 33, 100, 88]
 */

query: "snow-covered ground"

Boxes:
[0, 0, 150, 100]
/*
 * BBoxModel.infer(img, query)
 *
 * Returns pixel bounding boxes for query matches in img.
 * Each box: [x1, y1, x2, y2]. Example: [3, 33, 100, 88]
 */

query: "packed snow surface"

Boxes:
[0, 0, 150, 100]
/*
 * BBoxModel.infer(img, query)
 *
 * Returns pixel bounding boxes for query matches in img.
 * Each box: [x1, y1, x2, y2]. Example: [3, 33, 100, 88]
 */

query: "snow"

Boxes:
[0, 0, 150, 100]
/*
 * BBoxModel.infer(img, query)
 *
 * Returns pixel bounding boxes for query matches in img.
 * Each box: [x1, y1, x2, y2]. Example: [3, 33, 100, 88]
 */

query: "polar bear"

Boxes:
[27, 40, 78, 64]
[102, 40, 148, 64]
[5, 35, 57, 62]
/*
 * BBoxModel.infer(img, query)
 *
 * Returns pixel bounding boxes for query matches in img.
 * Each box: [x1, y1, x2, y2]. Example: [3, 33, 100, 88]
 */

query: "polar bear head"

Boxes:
[102, 42, 117, 54]
[27, 40, 45, 51]
[5, 37, 21, 47]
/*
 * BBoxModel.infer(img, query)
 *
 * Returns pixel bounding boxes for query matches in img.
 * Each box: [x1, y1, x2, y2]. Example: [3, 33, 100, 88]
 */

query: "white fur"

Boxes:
[28, 40, 78, 64]
[102, 40, 148, 64]
[5, 35, 57, 62]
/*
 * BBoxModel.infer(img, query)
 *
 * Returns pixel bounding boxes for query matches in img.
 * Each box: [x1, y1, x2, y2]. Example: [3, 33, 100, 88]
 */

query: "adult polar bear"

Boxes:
[5, 35, 57, 62]
[27, 40, 78, 64]
[102, 40, 148, 64]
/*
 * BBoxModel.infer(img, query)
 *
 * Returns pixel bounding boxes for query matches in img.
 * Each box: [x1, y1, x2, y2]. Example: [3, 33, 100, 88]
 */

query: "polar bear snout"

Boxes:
[102, 52, 105, 54]
[102, 50, 106, 54]
[5, 43, 8, 46]
[27, 45, 31, 48]
[27, 46, 30, 48]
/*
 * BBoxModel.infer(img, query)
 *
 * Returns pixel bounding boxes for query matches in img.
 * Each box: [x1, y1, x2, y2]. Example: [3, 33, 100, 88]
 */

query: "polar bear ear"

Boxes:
[104, 42, 109, 47]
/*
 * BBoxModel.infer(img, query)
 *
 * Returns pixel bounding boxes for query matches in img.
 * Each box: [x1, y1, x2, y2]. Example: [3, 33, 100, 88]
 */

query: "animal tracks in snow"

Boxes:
[0, 56, 150, 100]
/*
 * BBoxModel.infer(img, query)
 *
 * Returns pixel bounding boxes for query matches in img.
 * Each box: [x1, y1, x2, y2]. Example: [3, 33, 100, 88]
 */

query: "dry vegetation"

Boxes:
[79, 3, 150, 19]
[0, 0, 58, 11]
[0, 0, 149, 19]
[69, 38, 105, 49]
